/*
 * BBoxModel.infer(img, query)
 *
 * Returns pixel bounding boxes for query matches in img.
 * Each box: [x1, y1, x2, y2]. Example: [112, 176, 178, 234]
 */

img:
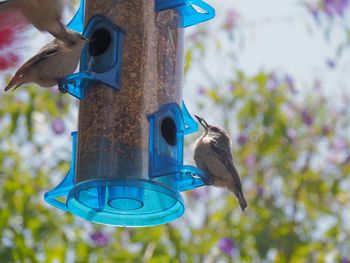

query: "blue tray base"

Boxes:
[67, 178, 184, 227]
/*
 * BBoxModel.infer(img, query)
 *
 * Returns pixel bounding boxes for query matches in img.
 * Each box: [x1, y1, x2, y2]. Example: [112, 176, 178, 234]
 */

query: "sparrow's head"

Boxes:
[195, 115, 226, 135]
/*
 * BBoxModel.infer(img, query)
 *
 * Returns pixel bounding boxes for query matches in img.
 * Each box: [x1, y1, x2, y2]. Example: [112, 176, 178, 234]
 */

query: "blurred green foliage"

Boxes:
[1, 1, 350, 263]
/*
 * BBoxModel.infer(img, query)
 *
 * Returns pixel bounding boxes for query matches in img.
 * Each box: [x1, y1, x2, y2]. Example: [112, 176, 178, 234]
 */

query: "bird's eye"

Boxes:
[211, 127, 220, 132]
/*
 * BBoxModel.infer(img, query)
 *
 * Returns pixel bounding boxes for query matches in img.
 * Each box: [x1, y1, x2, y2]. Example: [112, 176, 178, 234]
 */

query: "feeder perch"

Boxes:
[45, 0, 215, 227]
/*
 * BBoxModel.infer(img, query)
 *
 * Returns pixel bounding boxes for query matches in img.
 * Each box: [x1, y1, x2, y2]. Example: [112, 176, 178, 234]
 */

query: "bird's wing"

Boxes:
[15, 41, 60, 76]
[0, 1, 16, 14]
[209, 140, 243, 192]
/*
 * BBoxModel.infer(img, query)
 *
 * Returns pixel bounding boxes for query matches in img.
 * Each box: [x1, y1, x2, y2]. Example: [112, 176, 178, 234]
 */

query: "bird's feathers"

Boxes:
[209, 140, 243, 192]
[4, 41, 61, 91]
[0, 0, 16, 13]
[209, 141, 247, 211]
[17, 42, 60, 76]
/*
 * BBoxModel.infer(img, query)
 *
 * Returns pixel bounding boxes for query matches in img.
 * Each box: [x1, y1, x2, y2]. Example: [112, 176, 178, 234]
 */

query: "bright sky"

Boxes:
[185, 0, 350, 106]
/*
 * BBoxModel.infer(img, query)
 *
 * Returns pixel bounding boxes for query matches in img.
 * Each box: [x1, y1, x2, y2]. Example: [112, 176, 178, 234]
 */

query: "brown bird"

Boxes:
[194, 115, 248, 212]
[4, 30, 89, 91]
[0, 0, 77, 45]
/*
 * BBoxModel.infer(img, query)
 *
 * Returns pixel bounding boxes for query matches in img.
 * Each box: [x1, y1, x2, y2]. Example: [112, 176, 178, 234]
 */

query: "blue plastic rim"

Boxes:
[156, 0, 215, 27]
[66, 179, 184, 227]
[67, 0, 85, 32]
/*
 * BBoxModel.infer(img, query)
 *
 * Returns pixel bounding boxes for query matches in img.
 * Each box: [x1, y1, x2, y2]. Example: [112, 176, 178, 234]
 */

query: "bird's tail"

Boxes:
[229, 185, 248, 212]
[236, 191, 248, 212]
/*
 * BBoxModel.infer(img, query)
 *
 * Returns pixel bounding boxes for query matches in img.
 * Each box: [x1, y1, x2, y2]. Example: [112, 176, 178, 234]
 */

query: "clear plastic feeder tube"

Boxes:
[77, 1, 183, 181]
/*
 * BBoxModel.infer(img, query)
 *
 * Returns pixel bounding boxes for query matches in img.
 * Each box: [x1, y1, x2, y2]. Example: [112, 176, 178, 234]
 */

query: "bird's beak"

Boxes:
[86, 37, 95, 43]
[194, 115, 209, 130]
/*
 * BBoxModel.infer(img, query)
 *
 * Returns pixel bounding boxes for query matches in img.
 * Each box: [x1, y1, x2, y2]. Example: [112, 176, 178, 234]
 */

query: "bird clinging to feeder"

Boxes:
[194, 115, 248, 212]
[4, 30, 89, 91]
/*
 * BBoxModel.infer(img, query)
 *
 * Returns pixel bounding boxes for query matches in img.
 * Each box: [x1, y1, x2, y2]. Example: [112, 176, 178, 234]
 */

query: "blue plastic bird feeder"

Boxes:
[45, 0, 215, 227]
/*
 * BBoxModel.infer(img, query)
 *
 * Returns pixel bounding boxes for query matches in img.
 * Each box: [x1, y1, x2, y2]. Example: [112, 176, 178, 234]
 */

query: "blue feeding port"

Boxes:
[45, 104, 210, 227]
[60, 15, 124, 100]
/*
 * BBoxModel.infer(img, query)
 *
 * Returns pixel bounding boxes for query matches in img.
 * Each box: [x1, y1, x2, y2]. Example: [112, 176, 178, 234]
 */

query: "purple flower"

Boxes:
[256, 186, 264, 197]
[245, 154, 256, 168]
[323, 0, 349, 16]
[267, 73, 279, 90]
[301, 110, 313, 126]
[326, 58, 336, 69]
[227, 85, 235, 92]
[285, 75, 297, 93]
[197, 86, 207, 95]
[90, 231, 109, 247]
[342, 257, 350, 263]
[286, 128, 297, 140]
[218, 238, 236, 256]
[237, 134, 248, 146]
[51, 118, 65, 135]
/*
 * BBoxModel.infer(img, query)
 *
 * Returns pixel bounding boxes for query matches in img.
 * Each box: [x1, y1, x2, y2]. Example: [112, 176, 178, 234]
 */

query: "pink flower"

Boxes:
[190, 187, 208, 200]
[197, 86, 207, 95]
[332, 138, 347, 151]
[286, 128, 297, 140]
[307, 3, 321, 22]
[0, 52, 18, 70]
[0, 10, 27, 71]
[245, 154, 256, 168]
[223, 9, 240, 31]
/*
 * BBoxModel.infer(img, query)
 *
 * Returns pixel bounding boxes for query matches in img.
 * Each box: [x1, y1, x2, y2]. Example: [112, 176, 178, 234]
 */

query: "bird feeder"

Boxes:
[45, 0, 215, 227]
